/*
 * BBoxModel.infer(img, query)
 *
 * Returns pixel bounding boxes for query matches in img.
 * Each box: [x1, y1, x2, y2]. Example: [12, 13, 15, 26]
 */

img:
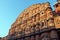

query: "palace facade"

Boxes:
[1, 0, 60, 40]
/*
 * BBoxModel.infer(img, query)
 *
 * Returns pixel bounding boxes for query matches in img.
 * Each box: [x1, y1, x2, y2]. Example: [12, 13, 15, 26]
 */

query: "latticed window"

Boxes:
[26, 13, 29, 19]
[47, 19, 54, 24]
[20, 17, 22, 21]
[32, 15, 36, 23]
[30, 17, 33, 23]
[36, 13, 40, 22]
[35, 23, 40, 32]
[31, 26, 35, 33]
[25, 28, 30, 32]
[24, 20, 27, 26]
[41, 22, 44, 27]
[19, 30, 22, 34]
[25, 27, 30, 35]
[28, 18, 32, 25]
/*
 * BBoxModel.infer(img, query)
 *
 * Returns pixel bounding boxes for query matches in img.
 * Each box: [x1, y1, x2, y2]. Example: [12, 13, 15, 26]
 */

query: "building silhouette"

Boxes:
[1, 0, 60, 40]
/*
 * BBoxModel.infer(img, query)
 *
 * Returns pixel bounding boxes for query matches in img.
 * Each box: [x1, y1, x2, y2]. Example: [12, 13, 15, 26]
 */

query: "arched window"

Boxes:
[41, 33, 50, 40]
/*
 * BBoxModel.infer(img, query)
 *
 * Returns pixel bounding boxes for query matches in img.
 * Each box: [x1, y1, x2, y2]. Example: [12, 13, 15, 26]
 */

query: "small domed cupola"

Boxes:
[54, 0, 60, 14]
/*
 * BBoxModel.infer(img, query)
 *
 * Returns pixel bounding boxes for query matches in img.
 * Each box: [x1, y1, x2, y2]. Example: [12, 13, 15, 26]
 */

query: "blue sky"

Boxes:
[0, 0, 56, 37]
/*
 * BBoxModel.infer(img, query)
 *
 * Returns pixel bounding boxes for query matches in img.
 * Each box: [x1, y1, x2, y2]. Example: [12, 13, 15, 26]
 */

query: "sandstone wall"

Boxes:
[2, 2, 60, 40]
